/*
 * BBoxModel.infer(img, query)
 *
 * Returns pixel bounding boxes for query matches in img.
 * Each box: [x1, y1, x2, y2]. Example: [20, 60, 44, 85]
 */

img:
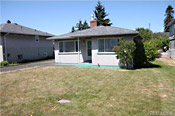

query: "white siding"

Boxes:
[55, 36, 134, 66]
[54, 39, 86, 63]
[0, 36, 4, 62]
[92, 36, 133, 66]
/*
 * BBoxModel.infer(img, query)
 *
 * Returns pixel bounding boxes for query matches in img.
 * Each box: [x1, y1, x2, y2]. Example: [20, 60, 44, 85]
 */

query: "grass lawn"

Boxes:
[0, 58, 175, 116]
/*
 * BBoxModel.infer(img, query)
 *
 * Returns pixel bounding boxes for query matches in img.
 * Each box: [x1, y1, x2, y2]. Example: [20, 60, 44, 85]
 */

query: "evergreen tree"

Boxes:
[76, 20, 83, 30]
[164, 5, 174, 32]
[73, 20, 89, 31]
[94, 1, 112, 26]
[71, 26, 75, 32]
[82, 20, 90, 30]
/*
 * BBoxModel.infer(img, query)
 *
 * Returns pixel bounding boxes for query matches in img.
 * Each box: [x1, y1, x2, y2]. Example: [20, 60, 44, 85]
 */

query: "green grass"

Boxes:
[0, 58, 175, 116]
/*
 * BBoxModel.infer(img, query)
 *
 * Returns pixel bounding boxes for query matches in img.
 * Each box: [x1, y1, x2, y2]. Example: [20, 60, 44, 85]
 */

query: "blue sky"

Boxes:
[1, 0, 175, 35]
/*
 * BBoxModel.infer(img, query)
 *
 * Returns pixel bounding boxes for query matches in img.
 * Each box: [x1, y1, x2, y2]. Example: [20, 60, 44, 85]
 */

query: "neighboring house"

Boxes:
[0, 20, 54, 62]
[47, 15, 141, 67]
[168, 19, 175, 59]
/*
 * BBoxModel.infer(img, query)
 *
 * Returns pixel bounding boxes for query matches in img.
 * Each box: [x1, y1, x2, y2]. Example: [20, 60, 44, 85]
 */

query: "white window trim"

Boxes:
[58, 40, 81, 53]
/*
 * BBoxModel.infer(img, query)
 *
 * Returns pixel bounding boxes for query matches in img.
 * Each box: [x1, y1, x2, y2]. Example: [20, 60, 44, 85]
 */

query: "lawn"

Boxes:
[0, 58, 175, 116]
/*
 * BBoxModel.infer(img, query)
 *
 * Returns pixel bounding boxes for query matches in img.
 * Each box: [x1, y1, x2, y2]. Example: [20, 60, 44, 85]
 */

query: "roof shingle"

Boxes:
[47, 26, 138, 40]
[0, 23, 54, 36]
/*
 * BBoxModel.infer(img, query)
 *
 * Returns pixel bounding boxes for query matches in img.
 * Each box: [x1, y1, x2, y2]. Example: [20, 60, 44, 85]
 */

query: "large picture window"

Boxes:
[98, 39, 118, 52]
[59, 41, 79, 53]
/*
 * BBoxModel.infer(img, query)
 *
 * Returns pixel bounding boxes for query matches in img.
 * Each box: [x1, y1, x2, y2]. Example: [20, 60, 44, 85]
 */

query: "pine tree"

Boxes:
[164, 5, 174, 32]
[71, 26, 75, 32]
[82, 20, 90, 30]
[73, 20, 89, 31]
[76, 20, 83, 30]
[94, 1, 112, 26]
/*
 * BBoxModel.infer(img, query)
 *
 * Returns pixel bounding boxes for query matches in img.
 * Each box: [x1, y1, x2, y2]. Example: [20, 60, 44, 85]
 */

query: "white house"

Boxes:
[47, 15, 141, 67]
[0, 20, 54, 62]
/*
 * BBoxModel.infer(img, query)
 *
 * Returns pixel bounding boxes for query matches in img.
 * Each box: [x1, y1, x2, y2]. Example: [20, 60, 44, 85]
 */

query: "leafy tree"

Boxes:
[136, 28, 153, 41]
[113, 39, 136, 69]
[94, 1, 112, 26]
[164, 5, 174, 32]
[152, 33, 169, 49]
[71, 26, 75, 32]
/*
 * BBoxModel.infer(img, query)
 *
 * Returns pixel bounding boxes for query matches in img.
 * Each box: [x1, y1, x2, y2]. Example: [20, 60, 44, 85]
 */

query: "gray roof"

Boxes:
[47, 26, 138, 40]
[0, 23, 54, 36]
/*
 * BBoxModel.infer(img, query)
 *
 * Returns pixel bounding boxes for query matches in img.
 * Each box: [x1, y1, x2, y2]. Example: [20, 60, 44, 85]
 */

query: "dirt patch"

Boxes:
[157, 58, 175, 66]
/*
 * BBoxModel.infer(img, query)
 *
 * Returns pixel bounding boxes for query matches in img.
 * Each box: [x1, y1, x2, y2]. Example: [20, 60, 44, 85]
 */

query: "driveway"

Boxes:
[0, 59, 55, 72]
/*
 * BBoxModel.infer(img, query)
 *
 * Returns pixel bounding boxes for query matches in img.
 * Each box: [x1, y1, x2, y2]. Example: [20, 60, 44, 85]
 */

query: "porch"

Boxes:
[56, 62, 122, 68]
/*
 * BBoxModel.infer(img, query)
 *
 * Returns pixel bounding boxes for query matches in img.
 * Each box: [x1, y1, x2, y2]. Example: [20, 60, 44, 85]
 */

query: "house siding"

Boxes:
[55, 35, 134, 66]
[0, 36, 3, 62]
[54, 39, 86, 63]
[1, 34, 53, 62]
[92, 36, 133, 66]
[169, 22, 175, 59]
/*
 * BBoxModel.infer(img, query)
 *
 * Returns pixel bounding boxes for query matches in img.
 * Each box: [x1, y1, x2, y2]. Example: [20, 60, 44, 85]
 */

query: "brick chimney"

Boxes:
[90, 14, 97, 28]
[7, 20, 11, 24]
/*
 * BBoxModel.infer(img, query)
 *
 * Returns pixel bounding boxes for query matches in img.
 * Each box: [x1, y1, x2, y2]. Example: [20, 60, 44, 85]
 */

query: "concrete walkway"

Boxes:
[161, 50, 170, 58]
[0, 59, 55, 72]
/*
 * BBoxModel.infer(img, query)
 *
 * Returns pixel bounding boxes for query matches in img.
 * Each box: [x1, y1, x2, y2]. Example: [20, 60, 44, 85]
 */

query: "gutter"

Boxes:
[4, 32, 10, 61]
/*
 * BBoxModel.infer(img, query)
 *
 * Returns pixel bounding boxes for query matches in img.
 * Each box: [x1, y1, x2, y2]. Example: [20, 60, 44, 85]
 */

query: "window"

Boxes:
[98, 39, 118, 52]
[59, 41, 79, 53]
[35, 35, 39, 42]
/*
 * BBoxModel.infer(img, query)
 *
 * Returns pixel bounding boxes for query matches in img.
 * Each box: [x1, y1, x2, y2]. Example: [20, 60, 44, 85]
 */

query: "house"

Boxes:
[47, 15, 140, 67]
[0, 20, 54, 62]
[168, 19, 175, 59]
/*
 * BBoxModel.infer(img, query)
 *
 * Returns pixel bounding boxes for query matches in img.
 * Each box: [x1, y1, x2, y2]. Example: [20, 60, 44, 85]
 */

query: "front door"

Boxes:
[86, 40, 92, 61]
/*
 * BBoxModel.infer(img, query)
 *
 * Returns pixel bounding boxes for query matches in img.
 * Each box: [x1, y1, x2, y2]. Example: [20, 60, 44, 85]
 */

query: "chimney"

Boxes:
[7, 20, 11, 24]
[90, 14, 97, 28]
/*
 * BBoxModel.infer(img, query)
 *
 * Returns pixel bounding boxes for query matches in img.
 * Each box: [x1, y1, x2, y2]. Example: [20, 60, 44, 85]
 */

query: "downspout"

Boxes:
[4, 32, 10, 61]
[78, 37, 80, 63]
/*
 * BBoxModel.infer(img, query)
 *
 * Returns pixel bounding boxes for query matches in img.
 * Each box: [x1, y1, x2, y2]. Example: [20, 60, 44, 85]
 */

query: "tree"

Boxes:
[144, 41, 160, 62]
[76, 20, 83, 30]
[164, 5, 174, 32]
[71, 26, 75, 32]
[72, 20, 90, 31]
[82, 20, 90, 30]
[94, 1, 112, 26]
[136, 28, 153, 41]
[113, 39, 136, 69]
[133, 37, 147, 68]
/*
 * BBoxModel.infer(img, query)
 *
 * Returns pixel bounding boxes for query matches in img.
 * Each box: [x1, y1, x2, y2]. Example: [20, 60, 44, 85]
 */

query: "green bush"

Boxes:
[0, 61, 9, 66]
[113, 39, 136, 69]
[133, 38, 147, 68]
[144, 41, 160, 62]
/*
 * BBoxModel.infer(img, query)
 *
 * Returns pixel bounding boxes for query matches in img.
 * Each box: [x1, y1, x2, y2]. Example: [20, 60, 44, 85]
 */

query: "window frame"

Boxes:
[58, 40, 81, 54]
[97, 38, 119, 54]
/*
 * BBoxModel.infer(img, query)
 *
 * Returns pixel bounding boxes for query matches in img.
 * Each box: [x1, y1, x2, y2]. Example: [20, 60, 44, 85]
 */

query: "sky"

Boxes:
[0, 0, 175, 35]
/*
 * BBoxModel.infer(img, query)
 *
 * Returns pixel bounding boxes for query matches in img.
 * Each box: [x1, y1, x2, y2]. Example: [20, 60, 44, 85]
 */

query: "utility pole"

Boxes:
[149, 23, 153, 39]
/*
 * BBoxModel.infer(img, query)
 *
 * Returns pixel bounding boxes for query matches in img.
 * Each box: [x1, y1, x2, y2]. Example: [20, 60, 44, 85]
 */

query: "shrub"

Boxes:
[113, 39, 136, 69]
[0, 61, 9, 66]
[133, 38, 147, 68]
[144, 41, 160, 62]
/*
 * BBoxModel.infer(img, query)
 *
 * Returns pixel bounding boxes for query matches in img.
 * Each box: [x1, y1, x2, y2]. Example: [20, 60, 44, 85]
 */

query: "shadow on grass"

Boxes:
[134, 62, 162, 70]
